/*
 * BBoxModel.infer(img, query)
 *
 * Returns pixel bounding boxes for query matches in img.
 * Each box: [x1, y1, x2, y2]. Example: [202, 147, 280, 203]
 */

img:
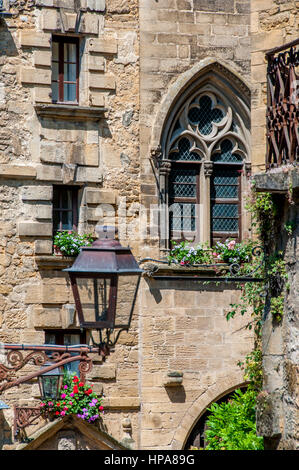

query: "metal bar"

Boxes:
[3, 344, 98, 353]
[149, 276, 264, 282]
[265, 38, 299, 57]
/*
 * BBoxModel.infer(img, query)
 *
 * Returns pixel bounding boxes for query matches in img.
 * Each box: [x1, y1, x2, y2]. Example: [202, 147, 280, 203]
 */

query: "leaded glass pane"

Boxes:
[169, 168, 197, 198]
[170, 203, 196, 232]
[188, 95, 223, 135]
[212, 204, 239, 232]
[211, 167, 239, 199]
[212, 139, 242, 162]
[170, 137, 201, 161]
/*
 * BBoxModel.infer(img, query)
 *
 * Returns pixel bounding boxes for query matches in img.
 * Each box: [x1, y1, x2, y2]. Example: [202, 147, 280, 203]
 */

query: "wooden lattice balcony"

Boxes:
[266, 39, 299, 169]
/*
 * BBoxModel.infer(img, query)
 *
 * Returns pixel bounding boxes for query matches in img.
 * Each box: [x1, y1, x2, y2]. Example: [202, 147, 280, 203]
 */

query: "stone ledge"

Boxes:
[35, 255, 75, 270]
[253, 167, 299, 193]
[34, 104, 107, 121]
[0, 165, 36, 179]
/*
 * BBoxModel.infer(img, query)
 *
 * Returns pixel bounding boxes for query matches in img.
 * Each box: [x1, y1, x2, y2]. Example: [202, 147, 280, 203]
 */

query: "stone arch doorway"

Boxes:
[169, 373, 248, 450]
[184, 385, 247, 449]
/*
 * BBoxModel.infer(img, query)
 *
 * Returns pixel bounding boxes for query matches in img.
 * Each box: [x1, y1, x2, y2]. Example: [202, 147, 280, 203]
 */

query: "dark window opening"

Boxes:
[53, 185, 79, 234]
[51, 36, 79, 104]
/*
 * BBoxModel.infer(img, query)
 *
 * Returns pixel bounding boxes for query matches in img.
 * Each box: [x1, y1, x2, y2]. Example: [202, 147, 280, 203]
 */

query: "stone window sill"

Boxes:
[34, 104, 107, 121]
[35, 255, 75, 270]
[141, 262, 230, 278]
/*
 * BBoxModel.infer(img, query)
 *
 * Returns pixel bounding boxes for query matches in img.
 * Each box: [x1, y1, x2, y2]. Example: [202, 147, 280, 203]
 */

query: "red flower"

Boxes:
[72, 376, 79, 383]
[55, 411, 59, 415]
[99, 406, 104, 411]
[85, 388, 92, 395]
[73, 385, 79, 394]
[79, 382, 84, 387]
[56, 402, 61, 407]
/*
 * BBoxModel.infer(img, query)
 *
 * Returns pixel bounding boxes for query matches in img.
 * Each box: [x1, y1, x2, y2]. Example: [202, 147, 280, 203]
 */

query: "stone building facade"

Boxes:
[250, 0, 299, 451]
[0, 0, 297, 451]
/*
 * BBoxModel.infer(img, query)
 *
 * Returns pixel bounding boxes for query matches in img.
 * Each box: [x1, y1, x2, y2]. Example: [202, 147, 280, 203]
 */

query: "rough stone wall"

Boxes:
[0, 0, 142, 449]
[0, 0, 256, 451]
[250, 0, 299, 451]
[251, 0, 299, 173]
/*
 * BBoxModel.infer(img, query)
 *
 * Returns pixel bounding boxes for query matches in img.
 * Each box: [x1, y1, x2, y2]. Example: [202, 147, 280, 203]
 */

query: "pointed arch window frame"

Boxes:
[154, 65, 251, 252]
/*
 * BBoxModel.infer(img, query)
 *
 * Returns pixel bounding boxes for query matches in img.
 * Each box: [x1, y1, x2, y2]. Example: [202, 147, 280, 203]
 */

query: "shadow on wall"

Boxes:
[0, 411, 13, 449]
[0, 19, 18, 57]
[146, 278, 237, 304]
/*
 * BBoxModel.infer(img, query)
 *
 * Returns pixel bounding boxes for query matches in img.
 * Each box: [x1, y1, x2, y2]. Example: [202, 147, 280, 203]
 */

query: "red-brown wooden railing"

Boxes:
[266, 39, 299, 169]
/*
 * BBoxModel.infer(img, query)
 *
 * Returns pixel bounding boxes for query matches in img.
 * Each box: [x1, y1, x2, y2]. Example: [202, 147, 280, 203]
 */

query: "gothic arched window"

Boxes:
[159, 69, 250, 249]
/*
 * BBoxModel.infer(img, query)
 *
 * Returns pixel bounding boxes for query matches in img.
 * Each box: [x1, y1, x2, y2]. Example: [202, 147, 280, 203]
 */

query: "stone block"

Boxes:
[34, 86, 52, 104]
[89, 364, 116, 380]
[89, 91, 105, 107]
[33, 306, 62, 328]
[20, 31, 51, 48]
[33, 50, 52, 67]
[20, 68, 51, 85]
[71, 143, 99, 166]
[88, 37, 118, 54]
[75, 166, 103, 183]
[22, 185, 53, 201]
[18, 222, 52, 237]
[193, 0, 234, 12]
[36, 204, 52, 220]
[103, 397, 140, 410]
[79, 13, 99, 35]
[89, 73, 116, 90]
[35, 239, 53, 255]
[88, 55, 105, 71]
[25, 284, 70, 304]
[85, 0, 106, 11]
[41, 8, 59, 30]
[0, 165, 36, 179]
[86, 188, 116, 205]
[36, 164, 63, 182]
[40, 141, 66, 164]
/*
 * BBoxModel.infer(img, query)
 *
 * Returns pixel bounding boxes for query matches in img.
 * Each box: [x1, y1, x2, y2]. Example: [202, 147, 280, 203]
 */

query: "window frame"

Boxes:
[168, 161, 201, 243]
[51, 35, 80, 105]
[210, 162, 242, 245]
[53, 185, 79, 234]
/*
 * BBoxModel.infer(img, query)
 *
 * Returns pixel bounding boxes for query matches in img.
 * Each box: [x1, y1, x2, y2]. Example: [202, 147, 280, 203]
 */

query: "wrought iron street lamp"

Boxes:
[38, 363, 64, 401]
[64, 226, 143, 350]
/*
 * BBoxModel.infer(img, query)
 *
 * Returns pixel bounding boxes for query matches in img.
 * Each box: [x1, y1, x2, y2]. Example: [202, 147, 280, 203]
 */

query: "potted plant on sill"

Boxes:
[212, 239, 253, 265]
[168, 241, 214, 266]
[53, 231, 94, 257]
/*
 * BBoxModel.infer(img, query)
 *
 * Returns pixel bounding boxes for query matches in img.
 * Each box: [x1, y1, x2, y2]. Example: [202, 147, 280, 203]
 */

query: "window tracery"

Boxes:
[158, 75, 250, 250]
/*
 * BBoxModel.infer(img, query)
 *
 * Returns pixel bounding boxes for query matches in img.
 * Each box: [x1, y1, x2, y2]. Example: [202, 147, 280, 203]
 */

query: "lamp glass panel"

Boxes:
[76, 277, 111, 324]
[114, 275, 139, 328]
[40, 375, 60, 399]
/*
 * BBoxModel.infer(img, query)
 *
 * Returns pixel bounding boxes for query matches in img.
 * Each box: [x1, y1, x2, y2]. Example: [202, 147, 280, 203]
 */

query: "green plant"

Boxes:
[168, 241, 213, 265]
[212, 239, 254, 264]
[40, 373, 103, 423]
[204, 389, 264, 450]
[270, 295, 284, 323]
[238, 348, 263, 393]
[53, 230, 93, 256]
[284, 221, 296, 236]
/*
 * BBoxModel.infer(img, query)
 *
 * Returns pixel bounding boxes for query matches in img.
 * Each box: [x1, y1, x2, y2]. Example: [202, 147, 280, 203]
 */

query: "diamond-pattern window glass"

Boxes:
[169, 168, 197, 198]
[212, 139, 243, 163]
[211, 167, 239, 199]
[212, 204, 239, 232]
[188, 95, 223, 135]
[170, 138, 201, 161]
[170, 203, 196, 232]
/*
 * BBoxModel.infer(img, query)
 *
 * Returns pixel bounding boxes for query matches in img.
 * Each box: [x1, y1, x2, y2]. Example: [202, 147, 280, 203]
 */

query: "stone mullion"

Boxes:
[159, 159, 172, 253]
[203, 161, 214, 246]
